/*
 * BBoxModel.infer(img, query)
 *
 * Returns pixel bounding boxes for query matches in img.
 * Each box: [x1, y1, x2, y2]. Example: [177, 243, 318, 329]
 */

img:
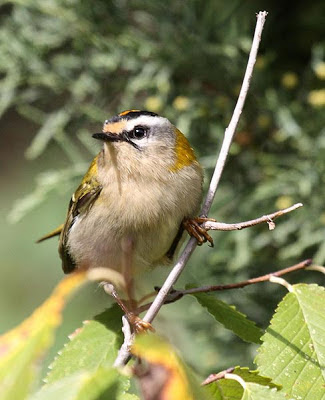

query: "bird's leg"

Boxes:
[103, 236, 155, 334]
[183, 217, 216, 247]
[103, 283, 154, 333]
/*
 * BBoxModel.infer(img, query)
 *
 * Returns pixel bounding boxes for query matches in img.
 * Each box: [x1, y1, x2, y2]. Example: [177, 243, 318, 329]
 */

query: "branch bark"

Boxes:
[180, 259, 312, 295]
[135, 259, 313, 314]
[114, 11, 269, 368]
[203, 203, 303, 231]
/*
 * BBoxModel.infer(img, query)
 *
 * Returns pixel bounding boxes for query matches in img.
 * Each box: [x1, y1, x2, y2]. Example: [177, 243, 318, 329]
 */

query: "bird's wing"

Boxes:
[59, 155, 102, 273]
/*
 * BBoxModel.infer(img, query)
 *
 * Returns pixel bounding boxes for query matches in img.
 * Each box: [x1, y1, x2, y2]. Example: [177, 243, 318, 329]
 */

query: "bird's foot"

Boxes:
[127, 312, 155, 334]
[183, 217, 215, 247]
[102, 283, 154, 333]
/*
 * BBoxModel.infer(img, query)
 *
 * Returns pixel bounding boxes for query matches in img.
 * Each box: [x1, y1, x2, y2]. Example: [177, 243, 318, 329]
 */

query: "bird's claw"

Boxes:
[183, 217, 215, 247]
[127, 312, 155, 334]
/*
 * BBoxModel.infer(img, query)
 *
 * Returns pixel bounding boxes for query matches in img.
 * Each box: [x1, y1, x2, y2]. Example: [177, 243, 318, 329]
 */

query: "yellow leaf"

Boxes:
[0, 271, 87, 400]
[132, 334, 207, 400]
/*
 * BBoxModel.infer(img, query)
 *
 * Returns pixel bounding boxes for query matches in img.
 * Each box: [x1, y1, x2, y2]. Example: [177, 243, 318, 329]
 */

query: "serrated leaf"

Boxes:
[30, 368, 133, 400]
[255, 283, 325, 400]
[191, 292, 263, 344]
[205, 367, 280, 400]
[132, 334, 213, 400]
[231, 367, 280, 389]
[241, 382, 286, 400]
[0, 272, 87, 400]
[46, 305, 123, 383]
[207, 378, 244, 400]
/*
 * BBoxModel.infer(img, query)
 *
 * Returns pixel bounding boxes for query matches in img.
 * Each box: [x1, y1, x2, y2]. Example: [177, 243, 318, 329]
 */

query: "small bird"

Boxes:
[39, 110, 213, 327]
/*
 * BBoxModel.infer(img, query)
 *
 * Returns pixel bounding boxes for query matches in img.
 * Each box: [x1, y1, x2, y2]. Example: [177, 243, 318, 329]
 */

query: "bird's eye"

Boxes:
[130, 126, 147, 139]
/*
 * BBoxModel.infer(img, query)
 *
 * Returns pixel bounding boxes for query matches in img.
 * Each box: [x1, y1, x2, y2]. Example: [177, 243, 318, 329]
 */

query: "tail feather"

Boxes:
[36, 224, 64, 243]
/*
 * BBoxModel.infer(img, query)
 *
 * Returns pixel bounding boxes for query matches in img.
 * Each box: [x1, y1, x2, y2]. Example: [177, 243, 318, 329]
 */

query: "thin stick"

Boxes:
[201, 11, 268, 216]
[181, 259, 312, 295]
[134, 203, 303, 310]
[114, 11, 268, 368]
[202, 367, 236, 386]
[203, 203, 303, 231]
[135, 259, 312, 314]
[142, 10, 268, 325]
[113, 316, 133, 368]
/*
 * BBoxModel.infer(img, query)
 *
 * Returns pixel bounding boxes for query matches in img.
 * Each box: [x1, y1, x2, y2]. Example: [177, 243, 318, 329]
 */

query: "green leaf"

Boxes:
[46, 305, 123, 384]
[255, 283, 325, 399]
[191, 292, 263, 344]
[232, 367, 280, 389]
[0, 273, 87, 400]
[207, 378, 243, 400]
[30, 368, 137, 400]
[241, 382, 287, 400]
[205, 367, 280, 400]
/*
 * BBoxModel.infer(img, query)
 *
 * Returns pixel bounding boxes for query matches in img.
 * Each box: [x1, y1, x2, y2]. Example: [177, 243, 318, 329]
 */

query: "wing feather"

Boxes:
[59, 155, 102, 273]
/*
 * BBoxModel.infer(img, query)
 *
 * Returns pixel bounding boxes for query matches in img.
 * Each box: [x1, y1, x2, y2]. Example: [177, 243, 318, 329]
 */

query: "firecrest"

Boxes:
[39, 110, 213, 283]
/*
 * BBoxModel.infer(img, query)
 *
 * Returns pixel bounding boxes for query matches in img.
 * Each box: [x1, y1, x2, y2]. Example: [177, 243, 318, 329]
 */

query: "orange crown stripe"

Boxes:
[118, 109, 141, 117]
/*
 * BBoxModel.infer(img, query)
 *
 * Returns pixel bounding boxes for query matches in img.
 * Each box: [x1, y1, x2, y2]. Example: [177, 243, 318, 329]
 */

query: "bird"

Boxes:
[38, 110, 213, 329]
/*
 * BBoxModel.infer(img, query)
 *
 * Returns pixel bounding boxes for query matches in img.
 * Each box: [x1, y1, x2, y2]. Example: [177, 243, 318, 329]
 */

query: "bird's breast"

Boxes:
[67, 162, 203, 272]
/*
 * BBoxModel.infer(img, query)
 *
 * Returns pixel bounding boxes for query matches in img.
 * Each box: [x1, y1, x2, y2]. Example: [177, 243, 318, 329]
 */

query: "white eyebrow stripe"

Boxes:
[125, 115, 167, 131]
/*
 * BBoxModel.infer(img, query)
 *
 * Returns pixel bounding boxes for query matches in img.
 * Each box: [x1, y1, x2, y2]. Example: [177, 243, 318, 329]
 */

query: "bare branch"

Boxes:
[113, 315, 133, 368]
[202, 367, 235, 386]
[142, 10, 269, 325]
[181, 259, 312, 295]
[114, 11, 268, 368]
[201, 11, 269, 217]
[134, 259, 313, 314]
[203, 203, 303, 231]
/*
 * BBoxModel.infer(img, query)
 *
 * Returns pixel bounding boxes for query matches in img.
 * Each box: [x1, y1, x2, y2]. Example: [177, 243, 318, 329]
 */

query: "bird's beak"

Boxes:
[92, 132, 122, 142]
[92, 131, 141, 151]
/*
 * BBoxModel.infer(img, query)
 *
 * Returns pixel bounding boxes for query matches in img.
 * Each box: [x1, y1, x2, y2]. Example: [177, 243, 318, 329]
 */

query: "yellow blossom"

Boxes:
[275, 196, 293, 210]
[308, 89, 325, 107]
[281, 72, 298, 89]
[173, 96, 190, 111]
[144, 96, 163, 112]
[314, 62, 325, 80]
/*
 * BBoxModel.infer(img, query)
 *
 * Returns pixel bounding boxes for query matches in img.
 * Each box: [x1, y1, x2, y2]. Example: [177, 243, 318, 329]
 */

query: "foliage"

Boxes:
[190, 291, 263, 344]
[256, 283, 325, 399]
[2, 2, 325, 278]
[1, 0, 325, 399]
[1, 277, 324, 399]
[0, 273, 87, 400]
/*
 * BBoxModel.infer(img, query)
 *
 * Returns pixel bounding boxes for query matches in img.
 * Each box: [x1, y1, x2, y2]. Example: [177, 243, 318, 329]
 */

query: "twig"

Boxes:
[180, 259, 312, 295]
[114, 11, 268, 368]
[113, 315, 133, 368]
[201, 11, 268, 216]
[135, 259, 312, 314]
[203, 203, 303, 231]
[202, 367, 235, 385]
[142, 11, 268, 324]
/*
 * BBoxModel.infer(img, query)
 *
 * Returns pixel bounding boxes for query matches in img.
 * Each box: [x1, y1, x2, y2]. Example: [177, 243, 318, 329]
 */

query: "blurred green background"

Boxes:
[1, 0, 324, 379]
